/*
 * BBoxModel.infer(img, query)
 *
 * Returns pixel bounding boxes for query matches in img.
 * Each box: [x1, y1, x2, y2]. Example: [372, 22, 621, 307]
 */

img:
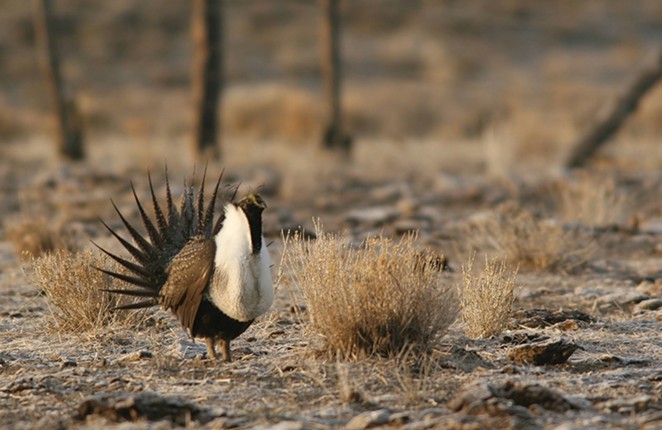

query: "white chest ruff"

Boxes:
[207, 204, 274, 322]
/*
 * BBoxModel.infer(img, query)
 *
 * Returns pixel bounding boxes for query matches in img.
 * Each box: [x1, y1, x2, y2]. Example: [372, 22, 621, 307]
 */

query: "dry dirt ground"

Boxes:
[0, 144, 661, 429]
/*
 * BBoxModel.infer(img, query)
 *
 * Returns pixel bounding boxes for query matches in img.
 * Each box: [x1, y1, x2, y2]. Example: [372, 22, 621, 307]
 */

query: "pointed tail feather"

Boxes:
[110, 200, 154, 258]
[204, 169, 224, 236]
[101, 287, 158, 298]
[112, 299, 158, 311]
[131, 182, 162, 247]
[95, 267, 154, 289]
[91, 241, 152, 278]
[98, 217, 149, 264]
[165, 165, 180, 230]
[196, 165, 207, 235]
[180, 184, 196, 236]
[148, 170, 169, 242]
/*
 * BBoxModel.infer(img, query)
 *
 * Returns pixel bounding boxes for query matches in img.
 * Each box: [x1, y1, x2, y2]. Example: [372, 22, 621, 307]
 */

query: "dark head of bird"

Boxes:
[238, 193, 267, 212]
[237, 193, 267, 254]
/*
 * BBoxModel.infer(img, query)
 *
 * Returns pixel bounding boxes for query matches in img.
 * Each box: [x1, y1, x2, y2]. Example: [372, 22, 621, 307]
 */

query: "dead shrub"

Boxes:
[32, 250, 146, 332]
[556, 174, 630, 226]
[464, 205, 595, 272]
[6, 217, 77, 261]
[461, 255, 518, 339]
[224, 84, 323, 141]
[281, 224, 458, 359]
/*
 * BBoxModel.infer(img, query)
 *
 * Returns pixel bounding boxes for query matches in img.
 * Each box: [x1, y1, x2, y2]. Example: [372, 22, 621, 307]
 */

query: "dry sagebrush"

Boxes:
[461, 255, 518, 339]
[32, 250, 146, 332]
[465, 205, 595, 272]
[6, 216, 77, 261]
[556, 174, 631, 227]
[281, 226, 458, 358]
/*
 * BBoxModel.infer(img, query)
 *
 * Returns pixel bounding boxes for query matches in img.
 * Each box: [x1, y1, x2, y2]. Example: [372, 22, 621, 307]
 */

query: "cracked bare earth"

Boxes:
[1, 154, 661, 430]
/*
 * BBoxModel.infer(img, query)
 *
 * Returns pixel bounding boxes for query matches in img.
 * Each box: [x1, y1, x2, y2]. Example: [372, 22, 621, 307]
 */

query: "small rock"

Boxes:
[120, 350, 153, 362]
[448, 382, 492, 413]
[417, 408, 448, 421]
[500, 364, 520, 374]
[598, 354, 623, 363]
[565, 396, 593, 410]
[258, 421, 306, 430]
[550, 320, 580, 331]
[387, 411, 410, 426]
[443, 345, 493, 372]
[345, 207, 398, 226]
[634, 298, 662, 312]
[502, 332, 548, 345]
[59, 360, 78, 369]
[596, 355, 648, 366]
[597, 292, 649, 308]
[75, 392, 216, 425]
[600, 395, 654, 414]
[507, 337, 581, 365]
[512, 308, 593, 328]
[451, 380, 579, 415]
[345, 409, 390, 430]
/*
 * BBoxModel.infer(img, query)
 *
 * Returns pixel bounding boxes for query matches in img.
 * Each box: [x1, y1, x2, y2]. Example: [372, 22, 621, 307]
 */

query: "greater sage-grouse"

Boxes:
[96, 169, 273, 361]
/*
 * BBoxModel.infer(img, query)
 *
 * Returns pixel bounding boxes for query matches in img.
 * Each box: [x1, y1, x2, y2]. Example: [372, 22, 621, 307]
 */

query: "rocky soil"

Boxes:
[1, 158, 661, 430]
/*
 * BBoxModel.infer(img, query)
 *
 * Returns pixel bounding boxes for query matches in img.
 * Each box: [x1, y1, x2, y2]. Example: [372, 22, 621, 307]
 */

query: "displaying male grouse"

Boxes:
[95, 169, 274, 361]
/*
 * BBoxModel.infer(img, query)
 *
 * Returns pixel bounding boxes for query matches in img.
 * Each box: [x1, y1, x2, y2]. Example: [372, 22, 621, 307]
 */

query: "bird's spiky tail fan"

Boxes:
[94, 167, 226, 310]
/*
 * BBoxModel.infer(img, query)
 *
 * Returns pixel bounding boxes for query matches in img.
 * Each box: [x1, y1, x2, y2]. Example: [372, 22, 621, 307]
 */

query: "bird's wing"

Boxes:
[161, 236, 216, 333]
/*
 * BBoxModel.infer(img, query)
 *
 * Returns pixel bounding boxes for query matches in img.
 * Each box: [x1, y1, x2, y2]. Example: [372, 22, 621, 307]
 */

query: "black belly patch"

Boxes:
[191, 299, 254, 341]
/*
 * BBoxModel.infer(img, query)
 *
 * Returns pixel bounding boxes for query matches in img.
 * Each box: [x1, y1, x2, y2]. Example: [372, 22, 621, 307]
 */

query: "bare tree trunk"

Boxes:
[320, 0, 351, 154]
[565, 47, 662, 168]
[33, 0, 84, 161]
[192, 0, 223, 160]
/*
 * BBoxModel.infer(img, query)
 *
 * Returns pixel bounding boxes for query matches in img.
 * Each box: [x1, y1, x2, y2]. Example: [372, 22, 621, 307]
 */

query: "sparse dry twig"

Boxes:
[556, 174, 630, 227]
[464, 204, 595, 272]
[6, 216, 77, 261]
[281, 222, 458, 359]
[461, 254, 518, 339]
[32, 250, 147, 332]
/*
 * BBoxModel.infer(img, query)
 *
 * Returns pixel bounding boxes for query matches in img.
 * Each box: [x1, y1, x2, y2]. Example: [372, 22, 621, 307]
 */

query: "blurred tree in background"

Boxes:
[191, 0, 223, 160]
[320, 0, 351, 155]
[33, 0, 84, 161]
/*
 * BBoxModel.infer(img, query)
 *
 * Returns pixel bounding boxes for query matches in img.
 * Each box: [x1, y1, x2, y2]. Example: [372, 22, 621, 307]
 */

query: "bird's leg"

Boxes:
[218, 339, 232, 362]
[205, 337, 217, 360]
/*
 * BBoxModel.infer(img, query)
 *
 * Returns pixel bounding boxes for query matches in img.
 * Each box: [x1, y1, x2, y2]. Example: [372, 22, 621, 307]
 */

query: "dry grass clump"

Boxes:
[281, 225, 458, 359]
[461, 255, 518, 339]
[464, 205, 595, 272]
[224, 84, 323, 141]
[5, 217, 77, 261]
[556, 174, 630, 227]
[32, 250, 146, 332]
